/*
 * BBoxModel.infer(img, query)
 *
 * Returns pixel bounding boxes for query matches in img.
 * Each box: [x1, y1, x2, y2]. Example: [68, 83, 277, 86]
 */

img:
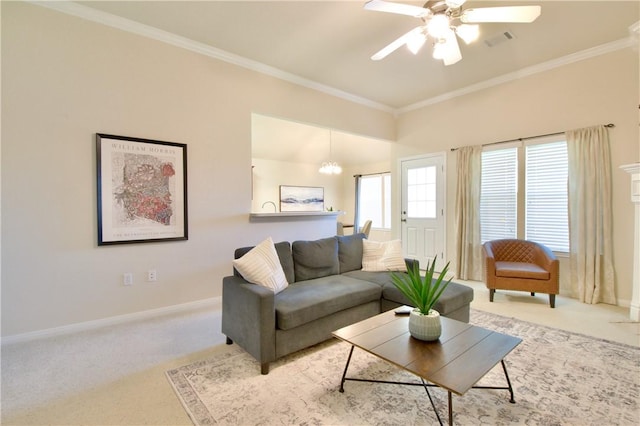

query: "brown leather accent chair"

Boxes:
[482, 239, 559, 308]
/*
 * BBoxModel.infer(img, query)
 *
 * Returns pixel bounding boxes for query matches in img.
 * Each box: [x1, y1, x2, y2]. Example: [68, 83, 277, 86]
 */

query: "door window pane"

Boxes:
[407, 166, 437, 219]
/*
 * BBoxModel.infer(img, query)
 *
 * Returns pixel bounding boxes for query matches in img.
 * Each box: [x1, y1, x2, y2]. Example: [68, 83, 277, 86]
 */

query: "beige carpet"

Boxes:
[167, 310, 639, 425]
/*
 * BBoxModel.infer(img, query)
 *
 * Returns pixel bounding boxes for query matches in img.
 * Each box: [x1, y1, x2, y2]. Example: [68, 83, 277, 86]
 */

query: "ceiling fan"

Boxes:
[365, 0, 541, 65]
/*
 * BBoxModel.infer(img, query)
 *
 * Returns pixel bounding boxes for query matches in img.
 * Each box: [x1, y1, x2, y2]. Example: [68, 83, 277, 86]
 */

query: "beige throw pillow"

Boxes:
[232, 237, 289, 294]
[362, 239, 407, 272]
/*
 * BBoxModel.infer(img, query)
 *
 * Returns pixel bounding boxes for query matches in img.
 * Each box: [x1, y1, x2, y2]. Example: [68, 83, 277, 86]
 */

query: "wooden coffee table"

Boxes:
[332, 308, 522, 426]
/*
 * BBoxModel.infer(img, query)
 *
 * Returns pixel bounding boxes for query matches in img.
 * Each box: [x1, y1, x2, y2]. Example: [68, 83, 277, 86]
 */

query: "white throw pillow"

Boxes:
[232, 237, 289, 294]
[362, 239, 407, 272]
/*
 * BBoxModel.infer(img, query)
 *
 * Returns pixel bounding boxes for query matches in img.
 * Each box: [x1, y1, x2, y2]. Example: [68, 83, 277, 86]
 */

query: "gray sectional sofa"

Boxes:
[221, 233, 474, 374]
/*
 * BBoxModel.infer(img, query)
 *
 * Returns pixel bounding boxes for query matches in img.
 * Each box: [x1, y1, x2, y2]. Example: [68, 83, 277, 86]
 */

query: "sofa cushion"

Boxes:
[232, 237, 289, 294]
[337, 233, 365, 273]
[496, 261, 550, 280]
[235, 241, 294, 284]
[342, 269, 399, 287]
[362, 239, 407, 272]
[274, 275, 382, 330]
[381, 280, 474, 315]
[292, 237, 339, 282]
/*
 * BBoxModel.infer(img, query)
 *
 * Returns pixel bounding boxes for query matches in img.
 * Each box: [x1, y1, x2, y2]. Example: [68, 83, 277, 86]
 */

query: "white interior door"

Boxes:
[400, 154, 446, 271]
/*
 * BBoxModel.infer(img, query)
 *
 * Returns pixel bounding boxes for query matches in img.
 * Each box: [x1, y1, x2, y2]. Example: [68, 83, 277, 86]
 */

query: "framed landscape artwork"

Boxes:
[96, 133, 188, 245]
[279, 185, 324, 212]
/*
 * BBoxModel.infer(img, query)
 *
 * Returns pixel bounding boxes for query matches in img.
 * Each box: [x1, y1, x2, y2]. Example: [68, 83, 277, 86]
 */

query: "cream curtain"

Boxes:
[566, 125, 616, 304]
[455, 145, 483, 280]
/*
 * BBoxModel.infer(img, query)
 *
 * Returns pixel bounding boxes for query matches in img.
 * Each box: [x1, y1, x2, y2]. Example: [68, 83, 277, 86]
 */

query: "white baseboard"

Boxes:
[1, 297, 222, 346]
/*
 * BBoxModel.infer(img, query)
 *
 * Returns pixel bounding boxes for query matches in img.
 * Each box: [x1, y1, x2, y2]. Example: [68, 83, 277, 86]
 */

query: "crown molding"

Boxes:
[397, 36, 636, 115]
[28, 1, 638, 117]
[28, 0, 394, 114]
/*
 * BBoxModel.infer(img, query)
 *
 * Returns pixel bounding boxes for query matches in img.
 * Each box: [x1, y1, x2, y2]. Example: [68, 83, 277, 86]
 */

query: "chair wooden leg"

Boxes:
[489, 289, 495, 302]
[549, 294, 556, 308]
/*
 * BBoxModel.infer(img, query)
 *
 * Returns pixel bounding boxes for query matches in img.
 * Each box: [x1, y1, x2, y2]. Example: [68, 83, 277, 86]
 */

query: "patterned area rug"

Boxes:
[166, 310, 639, 425]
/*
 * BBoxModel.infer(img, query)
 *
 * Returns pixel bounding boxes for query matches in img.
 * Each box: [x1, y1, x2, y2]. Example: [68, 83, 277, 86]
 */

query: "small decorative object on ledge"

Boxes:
[96, 133, 188, 245]
[391, 256, 452, 341]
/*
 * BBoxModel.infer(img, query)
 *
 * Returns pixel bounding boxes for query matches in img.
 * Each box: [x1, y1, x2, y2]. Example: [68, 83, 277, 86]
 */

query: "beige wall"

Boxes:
[396, 48, 639, 304]
[0, 2, 395, 336]
[2, 2, 638, 337]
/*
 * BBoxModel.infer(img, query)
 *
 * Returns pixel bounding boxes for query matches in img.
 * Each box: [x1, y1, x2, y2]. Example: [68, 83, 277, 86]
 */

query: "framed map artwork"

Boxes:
[96, 133, 188, 245]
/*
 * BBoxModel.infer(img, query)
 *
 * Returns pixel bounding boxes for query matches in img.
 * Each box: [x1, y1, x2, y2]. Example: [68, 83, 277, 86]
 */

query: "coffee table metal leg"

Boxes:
[420, 378, 445, 426]
[338, 345, 355, 393]
[501, 359, 516, 403]
[471, 358, 516, 404]
[448, 391, 453, 426]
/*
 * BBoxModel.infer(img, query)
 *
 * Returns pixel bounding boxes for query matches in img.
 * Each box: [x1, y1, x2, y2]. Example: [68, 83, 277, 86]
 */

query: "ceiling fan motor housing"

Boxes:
[422, 1, 464, 25]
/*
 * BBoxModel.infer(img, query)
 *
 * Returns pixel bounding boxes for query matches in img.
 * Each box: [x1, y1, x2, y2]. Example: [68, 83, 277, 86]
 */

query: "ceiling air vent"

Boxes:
[484, 30, 516, 47]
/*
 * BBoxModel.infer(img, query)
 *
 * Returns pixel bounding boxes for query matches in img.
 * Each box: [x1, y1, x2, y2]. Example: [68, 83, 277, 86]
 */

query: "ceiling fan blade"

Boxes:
[364, 0, 431, 18]
[461, 5, 541, 23]
[372, 26, 424, 60]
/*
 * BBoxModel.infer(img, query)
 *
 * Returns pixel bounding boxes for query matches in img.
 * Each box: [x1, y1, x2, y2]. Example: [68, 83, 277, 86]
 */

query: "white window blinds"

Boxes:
[480, 147, 517, 243]
[525, 141, 569, 252]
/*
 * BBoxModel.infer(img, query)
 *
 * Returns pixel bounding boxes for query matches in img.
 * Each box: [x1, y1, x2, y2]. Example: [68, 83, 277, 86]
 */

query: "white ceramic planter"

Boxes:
[408, 309, 442, 341]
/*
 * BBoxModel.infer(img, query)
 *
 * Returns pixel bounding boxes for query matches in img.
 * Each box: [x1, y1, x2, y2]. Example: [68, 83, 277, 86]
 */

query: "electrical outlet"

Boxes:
[147, 269, 157, 282]
[123, 273, 133, 286]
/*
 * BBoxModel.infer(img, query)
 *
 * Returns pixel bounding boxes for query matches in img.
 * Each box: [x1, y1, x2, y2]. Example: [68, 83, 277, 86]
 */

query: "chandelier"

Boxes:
[319, 130, 342, 175]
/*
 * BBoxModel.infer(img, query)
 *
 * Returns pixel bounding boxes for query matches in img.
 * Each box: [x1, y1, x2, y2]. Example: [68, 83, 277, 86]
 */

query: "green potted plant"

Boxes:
[391, 256, 452, 341]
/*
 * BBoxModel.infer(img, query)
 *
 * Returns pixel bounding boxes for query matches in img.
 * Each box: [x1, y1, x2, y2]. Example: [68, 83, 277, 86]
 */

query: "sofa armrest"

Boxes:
[532, 243, 557, 269]
[221, 275, 276, 366]
[482, 243, 497, 285]
[532, 243, 559, 284]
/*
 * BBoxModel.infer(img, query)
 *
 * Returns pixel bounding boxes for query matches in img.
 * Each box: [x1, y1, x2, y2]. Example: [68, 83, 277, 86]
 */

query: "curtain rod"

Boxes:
[353, 171, 391, 177]
[450, 123, 615, 152]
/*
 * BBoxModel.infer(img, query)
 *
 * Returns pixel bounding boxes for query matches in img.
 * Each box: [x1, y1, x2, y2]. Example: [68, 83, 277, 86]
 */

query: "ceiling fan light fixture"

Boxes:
[366, 1, 542, 64]
[455, 24, 479, 44]
[432, 40, 447, 60]
[433, 29, 462, 65]
[406, 31, 427, 54]
[427, 13, 450, 39]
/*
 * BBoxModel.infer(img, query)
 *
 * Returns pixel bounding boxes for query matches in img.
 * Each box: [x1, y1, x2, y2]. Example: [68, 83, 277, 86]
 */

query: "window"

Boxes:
[358, 173, 391, 229]
[525, 142, 569, 252]
[480, 147, 518, 242]
[480, 139, 569, 252]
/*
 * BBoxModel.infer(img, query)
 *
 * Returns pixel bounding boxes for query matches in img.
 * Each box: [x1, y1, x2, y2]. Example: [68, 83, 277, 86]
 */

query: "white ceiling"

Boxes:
[65, 1, 638, 165]
[76, 0, 639, 111]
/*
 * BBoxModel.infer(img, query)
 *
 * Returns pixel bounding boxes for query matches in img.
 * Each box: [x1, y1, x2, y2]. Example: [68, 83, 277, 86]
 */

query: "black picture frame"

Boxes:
[96, 133, 188, 245]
